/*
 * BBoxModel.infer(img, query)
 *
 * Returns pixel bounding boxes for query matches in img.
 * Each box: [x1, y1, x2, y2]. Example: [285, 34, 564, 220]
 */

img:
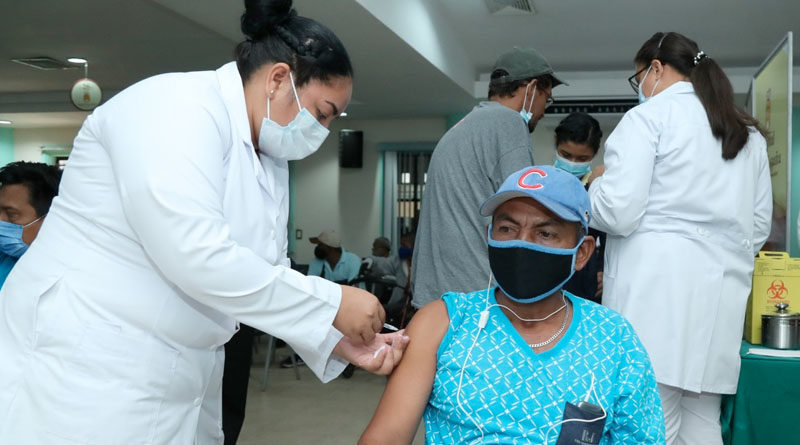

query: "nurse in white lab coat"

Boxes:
[0, 1, 409, 443]
[588, 32, 771, 445]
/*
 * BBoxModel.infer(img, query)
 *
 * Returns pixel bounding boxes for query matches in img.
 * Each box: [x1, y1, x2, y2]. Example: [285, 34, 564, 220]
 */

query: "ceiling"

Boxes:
[1, 0, 798, 128]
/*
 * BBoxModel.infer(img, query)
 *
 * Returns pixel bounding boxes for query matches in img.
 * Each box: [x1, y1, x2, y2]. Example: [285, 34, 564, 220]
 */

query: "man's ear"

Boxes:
[574, 235, 596, 271]
[513, 78, 536, 99]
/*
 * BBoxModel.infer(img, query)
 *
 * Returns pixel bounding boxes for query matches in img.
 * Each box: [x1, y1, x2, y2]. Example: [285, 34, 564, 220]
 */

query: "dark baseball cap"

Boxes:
[490, 47, 568, 87]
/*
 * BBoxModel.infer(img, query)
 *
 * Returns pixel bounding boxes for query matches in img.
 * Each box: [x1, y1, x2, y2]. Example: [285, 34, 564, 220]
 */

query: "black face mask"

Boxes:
[314, 246, 327, 260]
[487, 230, 580, 303]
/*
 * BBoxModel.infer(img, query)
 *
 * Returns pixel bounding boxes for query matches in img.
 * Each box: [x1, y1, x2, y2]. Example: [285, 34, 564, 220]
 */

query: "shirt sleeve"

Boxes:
[589, 108, 659, 236]
[608, 326, 666, 444]
[97, 86, 345, 382]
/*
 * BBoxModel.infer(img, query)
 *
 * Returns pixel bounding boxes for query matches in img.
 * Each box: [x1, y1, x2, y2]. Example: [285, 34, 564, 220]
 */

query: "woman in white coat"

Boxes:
[0, 0, 408, 443]
[588, 32, 772, 444]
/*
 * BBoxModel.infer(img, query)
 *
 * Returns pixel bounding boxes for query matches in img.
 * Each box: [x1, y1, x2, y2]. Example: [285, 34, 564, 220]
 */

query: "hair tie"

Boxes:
[693, 50, 707, 66]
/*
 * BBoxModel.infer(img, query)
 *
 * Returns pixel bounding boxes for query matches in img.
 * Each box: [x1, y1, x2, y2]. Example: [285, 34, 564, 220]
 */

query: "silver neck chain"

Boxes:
[528, 303, 570, 349]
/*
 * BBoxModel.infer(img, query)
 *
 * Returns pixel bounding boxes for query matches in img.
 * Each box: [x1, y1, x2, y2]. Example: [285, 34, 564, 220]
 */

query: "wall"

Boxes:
[0, 128, 14, 166]
[291, 117, 447, 264]
[13, 126, 81, 163]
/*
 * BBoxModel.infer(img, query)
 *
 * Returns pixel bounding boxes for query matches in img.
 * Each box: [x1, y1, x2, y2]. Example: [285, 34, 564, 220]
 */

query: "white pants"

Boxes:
[658, 384, 722, 445]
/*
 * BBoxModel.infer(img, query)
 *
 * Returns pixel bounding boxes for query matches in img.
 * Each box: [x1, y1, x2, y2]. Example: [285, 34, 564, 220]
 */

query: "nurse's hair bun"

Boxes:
[241, 0, 297, 41]
[234, 0, 352, 86]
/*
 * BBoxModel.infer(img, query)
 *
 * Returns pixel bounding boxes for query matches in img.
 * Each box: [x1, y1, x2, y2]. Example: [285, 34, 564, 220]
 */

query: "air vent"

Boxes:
[485, 0, 535, 16]
[547, 99, 639, 115]
[11, 57, 77, 71]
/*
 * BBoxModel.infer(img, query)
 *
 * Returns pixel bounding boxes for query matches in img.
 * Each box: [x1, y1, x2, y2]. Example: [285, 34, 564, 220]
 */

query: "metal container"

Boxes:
[761, 303, 800, 349]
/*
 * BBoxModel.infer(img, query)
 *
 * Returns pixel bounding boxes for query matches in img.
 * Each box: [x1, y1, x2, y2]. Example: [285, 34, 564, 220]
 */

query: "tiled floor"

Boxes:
[237, 342, 424, 444]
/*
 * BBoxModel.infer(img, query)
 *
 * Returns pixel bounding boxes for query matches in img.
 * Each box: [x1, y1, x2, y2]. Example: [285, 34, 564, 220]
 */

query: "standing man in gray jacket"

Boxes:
[411, 47, 566, 309]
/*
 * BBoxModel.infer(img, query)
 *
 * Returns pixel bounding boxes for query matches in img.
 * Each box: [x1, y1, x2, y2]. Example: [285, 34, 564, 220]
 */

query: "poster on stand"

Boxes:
[752, 32, 793, 252]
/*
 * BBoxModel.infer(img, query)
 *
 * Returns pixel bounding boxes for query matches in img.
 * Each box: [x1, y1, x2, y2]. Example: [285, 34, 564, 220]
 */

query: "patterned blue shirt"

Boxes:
[423, 288, 665, 444]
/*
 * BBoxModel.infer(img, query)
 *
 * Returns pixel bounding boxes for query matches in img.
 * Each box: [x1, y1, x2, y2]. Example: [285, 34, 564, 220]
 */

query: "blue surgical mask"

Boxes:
[487, 226, 581, 303]
[637, 65, 660, 104]
[554, 153, 592, 177]
[258, 72, 330, 161]
[519, 83, 536, 124]
[0, 216, 42, 258]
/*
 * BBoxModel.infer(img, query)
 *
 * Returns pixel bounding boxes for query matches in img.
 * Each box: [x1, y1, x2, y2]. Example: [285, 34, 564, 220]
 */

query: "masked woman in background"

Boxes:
[588, 32, 771, 444]
[553, 112, 605, 303]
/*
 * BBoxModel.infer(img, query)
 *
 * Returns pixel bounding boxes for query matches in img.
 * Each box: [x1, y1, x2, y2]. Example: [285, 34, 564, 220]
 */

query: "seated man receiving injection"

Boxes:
[359, 166, 665, 444]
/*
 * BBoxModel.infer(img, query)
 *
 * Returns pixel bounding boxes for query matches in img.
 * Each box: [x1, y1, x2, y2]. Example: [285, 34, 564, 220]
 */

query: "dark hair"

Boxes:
[635, 32, 765, 160]
[488, 70, 556, 99]
[0, 161, 62, 217]
[373, 236, 391, 250]
[554, 112, 602, 154]
[235, 0, 353, 87]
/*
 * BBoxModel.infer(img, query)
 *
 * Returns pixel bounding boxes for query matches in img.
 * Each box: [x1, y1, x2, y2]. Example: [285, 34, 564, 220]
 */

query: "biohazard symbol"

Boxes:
[767, 280, 788, 299]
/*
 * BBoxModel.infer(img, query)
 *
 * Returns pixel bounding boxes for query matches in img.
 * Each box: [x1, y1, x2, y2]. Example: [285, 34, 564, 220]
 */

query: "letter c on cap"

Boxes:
[518, 168, 546, 190]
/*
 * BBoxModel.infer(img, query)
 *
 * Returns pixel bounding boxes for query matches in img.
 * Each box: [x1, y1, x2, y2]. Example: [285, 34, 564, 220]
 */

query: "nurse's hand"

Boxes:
[334, 330, 410, 375]
[334, 285, 386, 343]
[588, 165, 606, 184]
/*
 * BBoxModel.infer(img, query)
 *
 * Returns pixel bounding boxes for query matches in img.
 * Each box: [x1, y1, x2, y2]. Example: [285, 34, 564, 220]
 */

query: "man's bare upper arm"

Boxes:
[359, 300, 451, 445]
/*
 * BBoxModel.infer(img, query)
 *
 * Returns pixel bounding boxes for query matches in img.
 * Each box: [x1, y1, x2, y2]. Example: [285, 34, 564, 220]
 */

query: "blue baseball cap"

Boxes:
[480, 165, 590, 231]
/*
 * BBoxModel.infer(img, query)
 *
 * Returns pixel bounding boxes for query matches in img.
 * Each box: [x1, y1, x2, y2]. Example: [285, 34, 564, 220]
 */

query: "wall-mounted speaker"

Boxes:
[339, 129, 363, 168]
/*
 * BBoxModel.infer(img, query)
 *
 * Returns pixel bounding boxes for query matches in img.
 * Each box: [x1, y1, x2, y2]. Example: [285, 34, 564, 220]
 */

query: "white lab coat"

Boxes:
[0, 62, 347, 444]
[589, 82, 772, 394]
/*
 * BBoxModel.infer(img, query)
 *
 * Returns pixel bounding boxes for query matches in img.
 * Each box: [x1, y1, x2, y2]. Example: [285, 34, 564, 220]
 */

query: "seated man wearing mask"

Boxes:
[308, 230, 361, 283]
[284, 230, 362, 368]
[552, 112, 605, 303]
[0, 162, 61, 288]
[360, 166, 665, 444]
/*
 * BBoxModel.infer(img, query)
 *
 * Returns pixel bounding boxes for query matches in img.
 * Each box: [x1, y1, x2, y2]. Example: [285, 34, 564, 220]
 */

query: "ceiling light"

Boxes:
[67, 57, 87, 64]
[340, 112, 348, 117]
[11, 57, 75, 70]
[0, 120, 11, 125]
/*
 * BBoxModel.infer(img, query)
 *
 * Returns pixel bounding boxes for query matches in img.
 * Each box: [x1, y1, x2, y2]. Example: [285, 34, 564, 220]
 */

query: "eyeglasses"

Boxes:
[628, 66, 648, 93]
[543, 90, 554, 109]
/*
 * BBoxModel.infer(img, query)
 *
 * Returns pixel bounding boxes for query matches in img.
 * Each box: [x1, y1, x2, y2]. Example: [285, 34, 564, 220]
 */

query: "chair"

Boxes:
[259, 261, 307, 390]
[260, 334, 301, 391]
[348, 271, 409, 328]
